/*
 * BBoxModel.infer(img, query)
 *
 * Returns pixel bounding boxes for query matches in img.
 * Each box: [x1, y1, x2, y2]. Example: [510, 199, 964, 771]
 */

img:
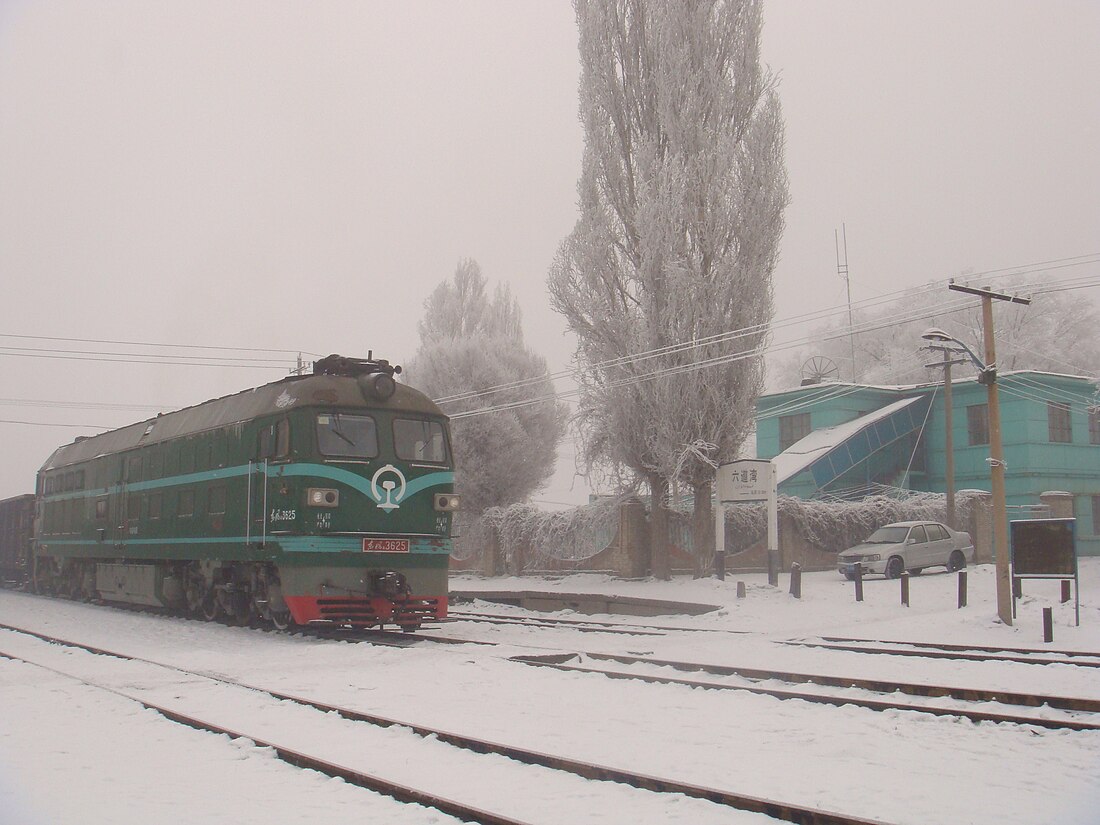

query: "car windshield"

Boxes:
[865, 526, 910, 544]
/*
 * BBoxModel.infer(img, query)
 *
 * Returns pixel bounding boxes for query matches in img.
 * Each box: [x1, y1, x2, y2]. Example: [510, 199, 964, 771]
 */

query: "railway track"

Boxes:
[0, 621, 894, 825]
[510, 649, 1100, 732]
[786, 636, 1100, 668]
[446, 609, 744, 636]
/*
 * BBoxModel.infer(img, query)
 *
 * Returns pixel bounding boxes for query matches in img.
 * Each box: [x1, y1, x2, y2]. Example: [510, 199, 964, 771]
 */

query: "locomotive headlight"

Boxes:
[307, 488, 340, 507]
[434, 493, 460, 512]
[359, 371, 397, 400]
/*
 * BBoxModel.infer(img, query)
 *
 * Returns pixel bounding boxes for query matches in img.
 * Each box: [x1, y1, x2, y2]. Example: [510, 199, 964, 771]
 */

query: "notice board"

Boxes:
[1010, 518, 1077, 577]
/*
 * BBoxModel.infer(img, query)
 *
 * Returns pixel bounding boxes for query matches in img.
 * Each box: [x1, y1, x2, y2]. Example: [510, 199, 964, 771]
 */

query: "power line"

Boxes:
[0, 331, 316, 356]
[0, 351, 293, 369]
[0, 418, 111, 430]
[0, 397, 170, 413]
[0, 344, 294, 364]
[436, 257, 1100, 410]
[446, 275, 1100, 422]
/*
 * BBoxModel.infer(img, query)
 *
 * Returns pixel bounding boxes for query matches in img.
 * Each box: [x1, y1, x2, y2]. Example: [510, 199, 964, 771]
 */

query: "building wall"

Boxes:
[756, 372, 1099, 556]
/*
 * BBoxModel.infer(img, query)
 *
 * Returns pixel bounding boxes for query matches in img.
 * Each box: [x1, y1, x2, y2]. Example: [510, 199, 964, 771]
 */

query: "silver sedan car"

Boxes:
[837, 521, 975, 579]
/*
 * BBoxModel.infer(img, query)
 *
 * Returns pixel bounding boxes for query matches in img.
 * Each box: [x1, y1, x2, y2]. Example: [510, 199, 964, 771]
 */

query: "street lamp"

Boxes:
[921, 325, 1012, 625]
[921, 333, 968, 529]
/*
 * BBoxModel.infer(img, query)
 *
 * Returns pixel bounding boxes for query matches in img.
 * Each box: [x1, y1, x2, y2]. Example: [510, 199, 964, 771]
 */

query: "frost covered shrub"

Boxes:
[672, 491, 980, 556]
[468, 498, 622, 567]
[777, 492, 979, 554]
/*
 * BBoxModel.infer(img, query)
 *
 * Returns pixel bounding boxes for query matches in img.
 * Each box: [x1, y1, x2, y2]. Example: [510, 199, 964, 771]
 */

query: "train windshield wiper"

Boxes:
[329, 414, 357, 449]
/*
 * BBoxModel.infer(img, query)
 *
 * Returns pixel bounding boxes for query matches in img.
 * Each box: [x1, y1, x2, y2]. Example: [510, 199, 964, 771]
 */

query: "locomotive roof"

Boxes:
[40, 373, 445, 472]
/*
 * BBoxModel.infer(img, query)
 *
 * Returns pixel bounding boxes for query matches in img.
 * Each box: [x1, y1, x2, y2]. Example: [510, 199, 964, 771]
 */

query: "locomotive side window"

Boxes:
[258, 419, 291, 460]
[209, 485, 227, 515]
[393, 419, 448, 464]
[180, 445, 194, 474]
[316, 413, 378, 458]
[149, 493, 163, 520]
[95, 498, 108, 520]
[179, 490, 195, 518]
[276, 418, 290, 458]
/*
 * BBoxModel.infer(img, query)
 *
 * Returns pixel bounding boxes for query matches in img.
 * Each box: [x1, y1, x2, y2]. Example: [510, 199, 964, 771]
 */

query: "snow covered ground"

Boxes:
[2, 560, 1099, 825]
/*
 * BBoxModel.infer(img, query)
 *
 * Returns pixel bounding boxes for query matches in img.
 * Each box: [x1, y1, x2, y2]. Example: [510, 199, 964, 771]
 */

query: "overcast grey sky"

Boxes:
[1, 1, 1098, 504]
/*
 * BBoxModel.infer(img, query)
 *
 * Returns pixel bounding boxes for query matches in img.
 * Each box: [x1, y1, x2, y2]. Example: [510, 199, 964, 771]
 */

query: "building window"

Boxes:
[779, 413, 811, 451]
[967, 404, 989, 446]
[1089, 408, 1100, 445]
[1048, 402, 1072, 443]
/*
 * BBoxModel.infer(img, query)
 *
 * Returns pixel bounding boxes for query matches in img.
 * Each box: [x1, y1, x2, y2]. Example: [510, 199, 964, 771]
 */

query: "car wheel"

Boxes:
[947, 551, 966, 573]
[885, 556, 904, 579]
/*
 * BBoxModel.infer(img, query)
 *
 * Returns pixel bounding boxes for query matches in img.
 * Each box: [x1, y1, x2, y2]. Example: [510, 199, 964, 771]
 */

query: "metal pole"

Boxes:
[714, 492, 726, 581]
[943, 353, 955, 528]
[981, 294, 1013, 626]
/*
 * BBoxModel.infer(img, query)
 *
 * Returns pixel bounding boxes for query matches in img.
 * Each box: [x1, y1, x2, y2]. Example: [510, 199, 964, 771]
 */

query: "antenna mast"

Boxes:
[835, 224, 856, 381]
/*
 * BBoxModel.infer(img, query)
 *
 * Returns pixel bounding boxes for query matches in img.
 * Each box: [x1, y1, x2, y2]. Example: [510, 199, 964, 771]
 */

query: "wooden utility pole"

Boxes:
[947, 282, 1030, 627]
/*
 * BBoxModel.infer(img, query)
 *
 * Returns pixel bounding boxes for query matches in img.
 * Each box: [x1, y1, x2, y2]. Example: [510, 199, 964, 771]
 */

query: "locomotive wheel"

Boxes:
[200, 593, 221, 622]
[269, 610, 292, 631]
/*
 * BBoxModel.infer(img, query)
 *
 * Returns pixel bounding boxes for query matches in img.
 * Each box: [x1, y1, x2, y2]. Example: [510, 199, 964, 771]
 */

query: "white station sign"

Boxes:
[717, 459, 776, 503]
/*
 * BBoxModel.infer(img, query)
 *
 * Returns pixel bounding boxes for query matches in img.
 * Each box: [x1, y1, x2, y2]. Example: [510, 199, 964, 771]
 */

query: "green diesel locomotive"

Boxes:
[31, 354, 458, 630]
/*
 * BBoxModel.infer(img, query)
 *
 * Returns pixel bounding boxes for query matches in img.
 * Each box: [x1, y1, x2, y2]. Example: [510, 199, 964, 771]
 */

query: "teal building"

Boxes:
[755, 371, 1100, 556]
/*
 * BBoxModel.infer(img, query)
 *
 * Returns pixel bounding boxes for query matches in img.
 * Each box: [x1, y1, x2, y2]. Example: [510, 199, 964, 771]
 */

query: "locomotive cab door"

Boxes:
[250, 418, 290, 547]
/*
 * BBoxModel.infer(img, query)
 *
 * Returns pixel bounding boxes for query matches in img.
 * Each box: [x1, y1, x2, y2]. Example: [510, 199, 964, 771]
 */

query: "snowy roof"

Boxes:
[773, 396, 922, 484]
[763, 370, 1097, 400]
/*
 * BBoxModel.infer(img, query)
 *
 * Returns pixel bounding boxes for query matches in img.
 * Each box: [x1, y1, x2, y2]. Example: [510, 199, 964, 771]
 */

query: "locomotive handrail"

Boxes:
[246, 460, 253, 545]
[246, 459, 269, 548]
[261, 458, 269, 548]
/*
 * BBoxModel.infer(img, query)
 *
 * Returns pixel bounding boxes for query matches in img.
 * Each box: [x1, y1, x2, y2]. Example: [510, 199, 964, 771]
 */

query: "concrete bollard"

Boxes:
[789, 563, 802, 599]
[1043, 607, 1054, 643]
[736, 581, 747, 599]
[1013, 577, 1022, 598]
[854, 566, 864, 602]
[900, 571, 910, 607]
[957, 571, 968, 609]
[1061, 580, 1072, 604]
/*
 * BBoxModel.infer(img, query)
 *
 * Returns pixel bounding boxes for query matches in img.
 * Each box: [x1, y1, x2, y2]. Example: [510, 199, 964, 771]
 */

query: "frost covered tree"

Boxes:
[408, 260, 567, 516]
[772, 277, 1100, 389]
[549, 0, 788, 577]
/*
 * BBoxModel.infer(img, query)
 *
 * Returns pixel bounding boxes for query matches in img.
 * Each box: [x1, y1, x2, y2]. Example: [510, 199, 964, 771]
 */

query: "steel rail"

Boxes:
[783, 639, 1100, 669]
[0, 621, 894, 825]
[445, 613, 669, 636]
[510, 654, 1100, 732]
[446, 609, 747, 635]
[817, 635, 1100, 660]
[578, 651, 1100, 714]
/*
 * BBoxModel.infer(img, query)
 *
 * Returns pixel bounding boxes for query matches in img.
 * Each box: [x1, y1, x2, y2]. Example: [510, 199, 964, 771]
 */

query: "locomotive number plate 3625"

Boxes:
[363, 538, 410, 553]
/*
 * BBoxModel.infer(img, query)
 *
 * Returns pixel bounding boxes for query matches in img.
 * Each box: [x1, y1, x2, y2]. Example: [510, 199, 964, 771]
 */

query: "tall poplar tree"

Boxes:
[549, 0, 788, 576]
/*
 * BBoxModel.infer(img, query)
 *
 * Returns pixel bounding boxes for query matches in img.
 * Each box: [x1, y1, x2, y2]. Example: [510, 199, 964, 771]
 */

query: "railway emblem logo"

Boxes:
[370, 464, 407, 512]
